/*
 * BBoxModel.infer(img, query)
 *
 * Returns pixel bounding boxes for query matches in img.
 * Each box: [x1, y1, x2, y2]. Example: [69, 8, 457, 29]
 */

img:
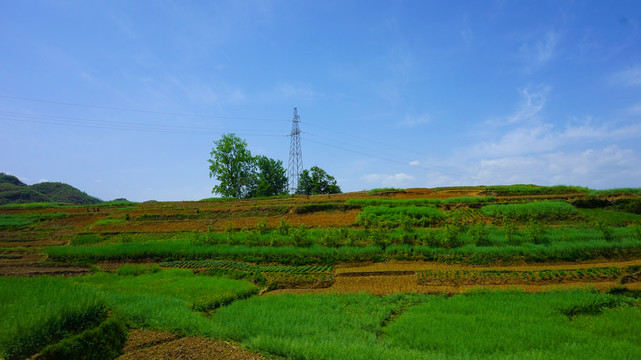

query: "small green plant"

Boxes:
[524, 219, 547, 244]
[277, 218, 291, 235]
[468, 224, 491, 246]
[441, 224, 463, 248]
[290, 225, 310, 246]
[255, 219, 270, 234]
[594, 221, 615, 242]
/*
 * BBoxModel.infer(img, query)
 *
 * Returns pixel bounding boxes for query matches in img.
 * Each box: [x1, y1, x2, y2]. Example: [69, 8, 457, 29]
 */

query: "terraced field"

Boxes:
[2, 185, 641, 359]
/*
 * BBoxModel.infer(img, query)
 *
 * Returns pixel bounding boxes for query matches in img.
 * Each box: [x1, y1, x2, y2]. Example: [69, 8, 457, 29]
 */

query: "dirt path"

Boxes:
[118, 329, 273, 360]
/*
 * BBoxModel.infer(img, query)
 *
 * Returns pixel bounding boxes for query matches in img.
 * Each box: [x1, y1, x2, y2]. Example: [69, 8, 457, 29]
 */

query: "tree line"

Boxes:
[208, 133, 341, 198]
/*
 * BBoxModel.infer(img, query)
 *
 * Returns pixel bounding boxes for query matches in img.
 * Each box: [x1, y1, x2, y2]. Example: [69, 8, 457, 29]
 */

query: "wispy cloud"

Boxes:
[609, 66, 641, 87]
[505, 86, 549, 124]
[397, 113, 431, 127]
[361, 173, 415, 187]
[519, 30, 560, 72]
[277, 83, 321, 100]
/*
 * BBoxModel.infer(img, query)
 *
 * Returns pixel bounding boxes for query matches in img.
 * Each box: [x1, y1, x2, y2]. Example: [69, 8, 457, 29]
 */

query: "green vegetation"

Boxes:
[417, 266, 623, 285]
[484, 184, 590, 196]
[0, 277, 108, 360]
[38, 315, 128, 360]
[0, 212, 67, 229]
[45, 234, 641, 265]
[347, 196, 495, 207]
[297, 166, 342, 195]
[6, 183, 641, 358]
[160, 259, 332, 273]
[208, 133, 290, 198]
[0, 172, 103, 205]
[367, 187, 406, 195]
[208, 293, 432, 359]
[356, 205, 446, 228]
[74, 267, 258, 312]
[384, 290, 637, 359]
[590, 188, 641, 196]
[481, 201, 577, 220]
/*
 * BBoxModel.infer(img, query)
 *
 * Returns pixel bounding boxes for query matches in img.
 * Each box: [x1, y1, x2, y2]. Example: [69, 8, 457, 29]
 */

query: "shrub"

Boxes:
[356, 205, 446, 228]
[38, 315, 128, 360]
[571, 196, 611, 209]
[468, 224, 492, 246]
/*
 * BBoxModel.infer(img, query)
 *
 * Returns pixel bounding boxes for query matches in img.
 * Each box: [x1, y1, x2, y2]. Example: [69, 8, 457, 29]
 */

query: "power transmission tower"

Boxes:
[287, 107, 303, 194]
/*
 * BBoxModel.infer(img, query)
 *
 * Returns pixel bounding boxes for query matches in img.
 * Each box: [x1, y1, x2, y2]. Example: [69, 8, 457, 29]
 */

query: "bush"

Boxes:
[613, 198, 641, 214]
[571, 196, 611, 209]
[38, 315, 128, 360]
[356, 205, 446, 228]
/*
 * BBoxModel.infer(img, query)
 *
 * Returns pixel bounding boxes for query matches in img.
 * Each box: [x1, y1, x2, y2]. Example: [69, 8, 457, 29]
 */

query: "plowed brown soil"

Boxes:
[118, 330, 273, 360]
[266, 259, 641, 295]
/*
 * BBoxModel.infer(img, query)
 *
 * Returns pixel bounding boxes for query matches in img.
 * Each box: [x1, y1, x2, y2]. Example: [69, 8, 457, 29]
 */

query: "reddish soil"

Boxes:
[118, 330, 273, 360]
[266, 259, 641, 295]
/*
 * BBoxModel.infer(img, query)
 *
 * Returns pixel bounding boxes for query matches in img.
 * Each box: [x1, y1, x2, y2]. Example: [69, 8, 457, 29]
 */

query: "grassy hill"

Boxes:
[0, 173, 101, 205]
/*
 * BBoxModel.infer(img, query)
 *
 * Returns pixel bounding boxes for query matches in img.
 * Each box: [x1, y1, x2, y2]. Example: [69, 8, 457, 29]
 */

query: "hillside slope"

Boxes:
[0, 173, 101, 205]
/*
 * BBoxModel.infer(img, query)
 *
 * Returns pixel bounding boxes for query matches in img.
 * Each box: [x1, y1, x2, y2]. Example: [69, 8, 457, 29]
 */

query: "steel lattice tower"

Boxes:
[287, 107, 303, 194]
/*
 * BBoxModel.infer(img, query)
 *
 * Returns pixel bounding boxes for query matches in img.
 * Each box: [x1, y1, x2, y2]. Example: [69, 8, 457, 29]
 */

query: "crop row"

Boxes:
[160, 259, 332, 274]
[265, 272, 335, 290]
[416, 266, 622, 285]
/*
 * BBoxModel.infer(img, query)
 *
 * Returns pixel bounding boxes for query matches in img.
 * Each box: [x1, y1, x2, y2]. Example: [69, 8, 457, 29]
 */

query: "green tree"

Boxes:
[208, 133, 255, 198]
[297, 166, 341, 195]
[249, 155, 288, 197]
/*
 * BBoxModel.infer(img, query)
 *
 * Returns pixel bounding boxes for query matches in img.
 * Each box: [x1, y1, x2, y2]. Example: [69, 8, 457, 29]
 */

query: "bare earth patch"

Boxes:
[118, 330, 273, 360]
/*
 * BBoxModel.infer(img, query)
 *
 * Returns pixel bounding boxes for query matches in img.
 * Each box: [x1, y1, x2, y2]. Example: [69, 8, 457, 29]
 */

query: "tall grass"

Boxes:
[356, 205, 446, 227]
[0, 212, 67, 229]
[384, 290, 637, 359]
[46, 242, 384, 265]
[208, 293, 432, 360]
[484, 185, 589, 196]
[589, 188, 641, 196]
[0, 277, 107, 360]
[74, 268, 258, 312]
[47, 233, 641, 265]
[481, 201, 577, 220]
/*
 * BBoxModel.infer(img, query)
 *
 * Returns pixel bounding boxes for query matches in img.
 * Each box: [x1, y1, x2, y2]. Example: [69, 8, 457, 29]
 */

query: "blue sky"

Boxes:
[1, 1, 640, 201]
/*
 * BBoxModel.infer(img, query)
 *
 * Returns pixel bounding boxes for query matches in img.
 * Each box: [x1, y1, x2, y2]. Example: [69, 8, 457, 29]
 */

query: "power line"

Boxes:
[301, 136, 475, 179]
[0, 112, 286, 137]
[301, 120, 479, 177]
[0, 94, 288, 122]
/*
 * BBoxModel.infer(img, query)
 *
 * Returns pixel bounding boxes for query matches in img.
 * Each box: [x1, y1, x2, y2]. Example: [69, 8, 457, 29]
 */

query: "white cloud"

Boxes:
[409, 160, 420, 166]
[609, 66, 641, 87]
[471, 145, 641, 188]
[474, 120, 641, 158]
[361, 173, 415, 187]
